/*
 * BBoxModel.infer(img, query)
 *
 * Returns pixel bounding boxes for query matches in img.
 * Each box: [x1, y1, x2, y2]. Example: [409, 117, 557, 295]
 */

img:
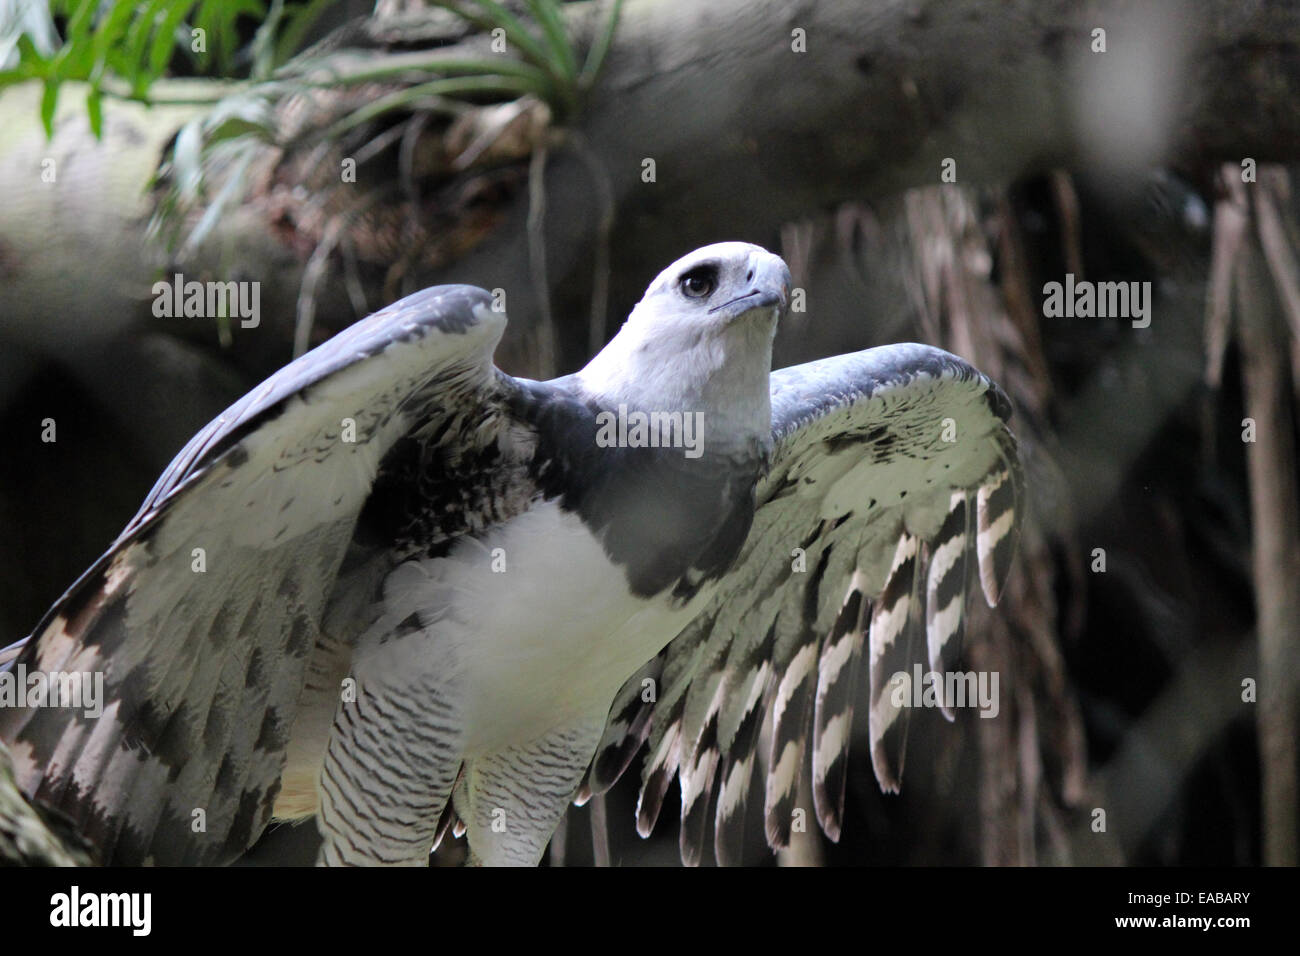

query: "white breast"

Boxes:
[369, 500, 707, 754]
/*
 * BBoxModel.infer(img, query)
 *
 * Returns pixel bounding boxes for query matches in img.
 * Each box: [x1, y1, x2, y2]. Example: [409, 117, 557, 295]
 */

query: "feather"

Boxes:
[678, 705, 721, 867]
[712, 664, 770, 866]
[576, 655, 662, 805]
[926, 492, 971, 719]
[868, 534, 922, 793]
[764, 637, 818, 848]
[635, 717, 681, 839]
[976, 429, 1023, 606]
[812, 572, 870, 840]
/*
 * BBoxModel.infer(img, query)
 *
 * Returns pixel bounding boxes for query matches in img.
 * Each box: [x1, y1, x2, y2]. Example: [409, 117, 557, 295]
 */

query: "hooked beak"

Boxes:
[707, 255, 793, 319]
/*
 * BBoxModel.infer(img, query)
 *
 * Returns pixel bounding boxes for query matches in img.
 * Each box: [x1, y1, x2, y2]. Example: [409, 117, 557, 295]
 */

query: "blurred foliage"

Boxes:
[5, 1, 626, 267]
[0, 0, 319, 135]
[0, 0, 621, 138]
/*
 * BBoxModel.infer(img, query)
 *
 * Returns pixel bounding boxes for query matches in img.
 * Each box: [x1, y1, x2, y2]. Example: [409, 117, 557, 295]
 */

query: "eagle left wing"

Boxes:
[581, 343, 1021, 865]
[0, 285, 522, 865]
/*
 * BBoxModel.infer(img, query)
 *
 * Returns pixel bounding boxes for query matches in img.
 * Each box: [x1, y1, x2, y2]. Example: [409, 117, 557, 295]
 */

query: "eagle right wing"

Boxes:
[583, 344, 1021, 865]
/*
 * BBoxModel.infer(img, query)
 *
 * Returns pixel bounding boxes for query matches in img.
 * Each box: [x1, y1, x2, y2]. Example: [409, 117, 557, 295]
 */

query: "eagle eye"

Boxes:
[679, 266, 717, 299]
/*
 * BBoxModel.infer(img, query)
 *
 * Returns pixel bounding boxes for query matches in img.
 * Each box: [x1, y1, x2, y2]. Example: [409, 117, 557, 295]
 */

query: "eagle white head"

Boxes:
[577, 242, 792, 446]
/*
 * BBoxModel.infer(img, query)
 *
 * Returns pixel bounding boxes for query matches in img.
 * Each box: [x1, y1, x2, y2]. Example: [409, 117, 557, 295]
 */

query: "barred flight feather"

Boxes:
[678, 702, 721, 867]
[925, 492, 971, 720]
[977, 430, 1022, 607]
[763, 637, 818, 848]
[812, 572, 870, 840]
[712, 661, 771, 866]
[868, 534, 923, 793]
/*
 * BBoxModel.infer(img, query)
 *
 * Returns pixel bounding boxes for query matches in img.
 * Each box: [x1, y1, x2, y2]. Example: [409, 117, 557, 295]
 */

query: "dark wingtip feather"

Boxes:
[713, 683, 767, 866]
[635, 721, 680, 839]
[678, 711, 720, 867]
[583, 656, 662, 806]
[867, 535, 921, 793]
[811, 575, 868, 842]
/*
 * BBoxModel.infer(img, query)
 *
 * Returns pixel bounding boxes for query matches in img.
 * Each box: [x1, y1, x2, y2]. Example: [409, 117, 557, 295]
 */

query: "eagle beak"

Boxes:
[707, 256, 793, 319]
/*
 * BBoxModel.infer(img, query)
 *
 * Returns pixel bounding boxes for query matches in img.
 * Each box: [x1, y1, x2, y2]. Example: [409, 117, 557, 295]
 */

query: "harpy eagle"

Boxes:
[0, 242, 1020, 865]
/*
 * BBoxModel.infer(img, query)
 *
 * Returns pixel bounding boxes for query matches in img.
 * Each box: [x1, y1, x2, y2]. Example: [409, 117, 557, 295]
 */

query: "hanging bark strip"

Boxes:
[1234, 174, 1300, 867]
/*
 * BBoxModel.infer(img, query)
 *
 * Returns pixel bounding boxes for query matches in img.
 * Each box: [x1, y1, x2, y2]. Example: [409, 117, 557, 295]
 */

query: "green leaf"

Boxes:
[89, 2, 138, 84]
[193, 2, 216, 70]
[48, 0, 97, 78]
[274, 0, 336, 68]
[148, 2, 197, 80]
[433, 1, 552, 75]
[86, 85, 103, 138]
[580, 0, 623, 89]
[125, 0, 171, 94]
[64, 0, 98, 45]
[249, 0, 284, 80]
[276, 52, 551, 90]
[325, 74, 544, 139]
[10, 33, 49, 77]
[39, 78, 58, 138]
[216, 5, 243, 73]
[525, 0, 577, 81]
[0, 73, 35, 93]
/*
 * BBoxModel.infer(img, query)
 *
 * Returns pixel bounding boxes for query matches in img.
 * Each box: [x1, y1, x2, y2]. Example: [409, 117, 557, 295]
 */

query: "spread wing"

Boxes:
[0, 285, 521, 865]
[581, 344, 1021, 865]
